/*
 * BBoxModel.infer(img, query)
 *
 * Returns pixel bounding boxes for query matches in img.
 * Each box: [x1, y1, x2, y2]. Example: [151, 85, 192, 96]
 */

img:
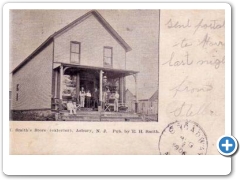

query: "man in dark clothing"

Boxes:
[92, 87, 99, 109]
[71, 89, 77, 103]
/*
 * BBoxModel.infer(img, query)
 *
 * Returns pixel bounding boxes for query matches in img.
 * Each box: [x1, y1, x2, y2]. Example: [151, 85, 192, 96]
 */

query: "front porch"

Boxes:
[52, 63, 139, 119]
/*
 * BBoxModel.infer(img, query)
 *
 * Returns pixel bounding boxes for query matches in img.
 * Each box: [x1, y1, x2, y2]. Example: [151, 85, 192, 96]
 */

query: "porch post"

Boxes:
[76, 72, 80, 103]
[134, 73, 138, 113]
[54, 70, 58, 98]
[123, 76, 126, 103]
[59, 65, 63, 110]
[120, 76, 124, 104]
[60, 65, 63, 100]
[99, 70, 103, 111]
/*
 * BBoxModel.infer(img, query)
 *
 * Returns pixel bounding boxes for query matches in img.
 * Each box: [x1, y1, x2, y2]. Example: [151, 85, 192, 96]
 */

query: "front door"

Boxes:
[80, 79, 94, 93]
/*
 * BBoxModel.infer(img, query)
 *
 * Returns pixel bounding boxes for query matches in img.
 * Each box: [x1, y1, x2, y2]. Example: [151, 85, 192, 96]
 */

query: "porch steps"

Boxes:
[102, 112, 140, 117]
[101, 112, 142, 121]
[59, 111, 142, 121]
[59, 110, 98, 121]
[101, 117, 143, 122]
[79, 108, 94, 111]
[61, 114, 100, 121]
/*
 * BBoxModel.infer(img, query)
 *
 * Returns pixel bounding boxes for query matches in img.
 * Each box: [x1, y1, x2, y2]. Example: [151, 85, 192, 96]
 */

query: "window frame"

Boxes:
[103, 46, 113, 68]
[70, 41, 81, 64]
[16, 84, 19, 91]
[16, 84, 19, 101]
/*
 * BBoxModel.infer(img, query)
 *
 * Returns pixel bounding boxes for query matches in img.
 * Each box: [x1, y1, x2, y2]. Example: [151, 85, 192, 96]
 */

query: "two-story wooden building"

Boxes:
[11, 10, 139, 121]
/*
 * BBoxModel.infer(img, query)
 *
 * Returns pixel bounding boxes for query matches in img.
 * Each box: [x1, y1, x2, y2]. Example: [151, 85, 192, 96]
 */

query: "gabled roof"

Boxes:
[149, 90, 158, 101]
[12, 10, 132, 74]
[125, 89, 136, 97]
[139, 89, 158, 101]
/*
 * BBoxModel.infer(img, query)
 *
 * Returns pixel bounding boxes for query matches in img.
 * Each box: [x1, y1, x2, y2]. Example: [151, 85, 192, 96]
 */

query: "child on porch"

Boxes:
[67, 100, 77, 115]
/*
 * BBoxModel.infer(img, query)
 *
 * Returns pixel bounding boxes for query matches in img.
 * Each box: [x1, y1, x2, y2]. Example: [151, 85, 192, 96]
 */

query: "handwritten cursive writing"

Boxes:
[169, 102, 217, 117]
[162, 52, 193, 67]
[173, 38, 193, 48]
[198, 33, 225, 49]
[170, 76, 213, 97]
[194, 19, 225, 34]
[165, 19, 191, 29]
[197, 55, 225, 69]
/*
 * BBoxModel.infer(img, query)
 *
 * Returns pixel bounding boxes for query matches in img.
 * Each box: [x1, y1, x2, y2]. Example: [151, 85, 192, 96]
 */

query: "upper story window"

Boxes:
[70, 41, 81, 63]
[103, 46, 113, 68]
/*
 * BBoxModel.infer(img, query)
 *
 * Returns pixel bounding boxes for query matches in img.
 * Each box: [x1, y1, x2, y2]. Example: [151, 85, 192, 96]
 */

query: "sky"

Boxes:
[10, 10, 159, 99]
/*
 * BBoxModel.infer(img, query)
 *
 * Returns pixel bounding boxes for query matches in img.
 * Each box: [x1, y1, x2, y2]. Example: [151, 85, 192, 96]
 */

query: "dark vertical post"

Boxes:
[123, 76, 126, 103]
[119, 76, 124, 104]
[59, 65, 63, 111]
[99, 70, 103, 111]
[54, 71, 58, 98]
[76, 72, 80, 103]
[134, 73, 138, 113]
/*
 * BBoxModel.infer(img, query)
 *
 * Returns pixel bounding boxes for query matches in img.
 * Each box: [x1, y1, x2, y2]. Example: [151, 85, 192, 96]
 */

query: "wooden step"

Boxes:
[101, 117, 143, 122]
[101, 112, 140, 117]
[61, 115, 100, 121]
[58, 111, 143, 121]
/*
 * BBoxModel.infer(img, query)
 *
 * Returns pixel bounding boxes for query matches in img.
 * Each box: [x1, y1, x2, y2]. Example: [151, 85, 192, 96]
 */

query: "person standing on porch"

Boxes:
[86, 90, 91, 108]
[102, 90, 107, 109]
[79, 87, 86, 108]
[106, 88, 110, 103]
[92, 87, 99, 109]
[71, 89, 77, 103]
[114, 91, 119, 112]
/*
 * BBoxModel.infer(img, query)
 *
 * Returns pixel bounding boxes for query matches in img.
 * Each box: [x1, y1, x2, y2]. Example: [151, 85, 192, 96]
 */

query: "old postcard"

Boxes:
[2, 2, 233, 176]
[8, 7, 226, 156]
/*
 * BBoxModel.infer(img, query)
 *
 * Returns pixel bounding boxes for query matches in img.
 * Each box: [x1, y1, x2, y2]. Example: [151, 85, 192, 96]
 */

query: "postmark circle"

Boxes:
[159, 120, 208, 155]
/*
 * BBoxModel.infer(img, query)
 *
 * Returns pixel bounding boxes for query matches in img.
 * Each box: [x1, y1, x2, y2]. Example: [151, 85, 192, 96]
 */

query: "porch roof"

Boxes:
[58, 63, 139, 76]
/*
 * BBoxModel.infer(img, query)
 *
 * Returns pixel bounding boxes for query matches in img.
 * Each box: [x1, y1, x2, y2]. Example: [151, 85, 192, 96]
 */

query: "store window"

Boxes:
[70, 41, 81, 63]
[103, 46, 113, 67]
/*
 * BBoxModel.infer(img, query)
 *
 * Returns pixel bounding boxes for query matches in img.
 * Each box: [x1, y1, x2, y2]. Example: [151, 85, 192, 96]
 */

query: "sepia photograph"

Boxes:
[10, 9, 159, 122]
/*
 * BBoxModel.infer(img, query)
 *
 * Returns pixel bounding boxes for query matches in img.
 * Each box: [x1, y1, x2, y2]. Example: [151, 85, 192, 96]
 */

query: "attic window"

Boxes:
[103, 47, 113, 67]
[70, 41, 81, 63]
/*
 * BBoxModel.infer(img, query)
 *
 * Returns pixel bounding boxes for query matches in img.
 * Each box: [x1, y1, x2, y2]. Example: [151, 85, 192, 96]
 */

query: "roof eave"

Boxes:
[60, 62, 139, 74]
